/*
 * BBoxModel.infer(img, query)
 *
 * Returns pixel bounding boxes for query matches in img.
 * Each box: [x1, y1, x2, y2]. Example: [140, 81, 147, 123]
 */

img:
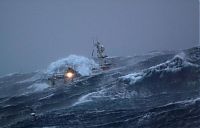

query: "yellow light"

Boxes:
[65, 72, 74, 79]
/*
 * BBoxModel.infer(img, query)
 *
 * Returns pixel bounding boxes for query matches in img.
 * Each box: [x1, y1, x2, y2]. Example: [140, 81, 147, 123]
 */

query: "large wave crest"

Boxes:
[46, 55, 99, 76]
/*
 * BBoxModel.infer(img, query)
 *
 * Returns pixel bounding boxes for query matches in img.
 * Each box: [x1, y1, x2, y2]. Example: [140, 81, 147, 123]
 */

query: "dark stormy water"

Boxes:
[0, 47, 200, 128]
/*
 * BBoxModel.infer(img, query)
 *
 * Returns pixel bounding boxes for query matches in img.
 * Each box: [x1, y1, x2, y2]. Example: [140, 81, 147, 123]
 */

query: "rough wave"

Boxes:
[27, 83, 49, 92]
[120, 54, 199, 85]
[1, 47, 200, 128]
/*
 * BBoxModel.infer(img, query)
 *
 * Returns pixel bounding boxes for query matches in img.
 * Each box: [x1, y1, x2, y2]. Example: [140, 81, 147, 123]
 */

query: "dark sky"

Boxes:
[0, 0, 199, 75]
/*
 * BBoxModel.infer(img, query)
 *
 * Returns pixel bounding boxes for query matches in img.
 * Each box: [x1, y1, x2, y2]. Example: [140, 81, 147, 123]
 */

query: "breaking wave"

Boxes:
[46, 55, 99, 76]
[120, 54, 199, 85]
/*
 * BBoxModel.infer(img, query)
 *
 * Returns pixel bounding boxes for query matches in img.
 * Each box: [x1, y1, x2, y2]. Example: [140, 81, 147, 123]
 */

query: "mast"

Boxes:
[198, 0, 200, 46]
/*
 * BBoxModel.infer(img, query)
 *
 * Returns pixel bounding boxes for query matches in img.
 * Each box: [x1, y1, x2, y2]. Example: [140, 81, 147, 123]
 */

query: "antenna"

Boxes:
[92, 39, 95, 57]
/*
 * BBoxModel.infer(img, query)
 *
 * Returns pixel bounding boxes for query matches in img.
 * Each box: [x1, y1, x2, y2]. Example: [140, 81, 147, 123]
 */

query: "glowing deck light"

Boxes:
[65, 72, 74, 79]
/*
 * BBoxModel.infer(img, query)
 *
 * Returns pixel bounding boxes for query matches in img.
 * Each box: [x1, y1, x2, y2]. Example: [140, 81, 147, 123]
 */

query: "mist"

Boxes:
[0, 0, 199, 75]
